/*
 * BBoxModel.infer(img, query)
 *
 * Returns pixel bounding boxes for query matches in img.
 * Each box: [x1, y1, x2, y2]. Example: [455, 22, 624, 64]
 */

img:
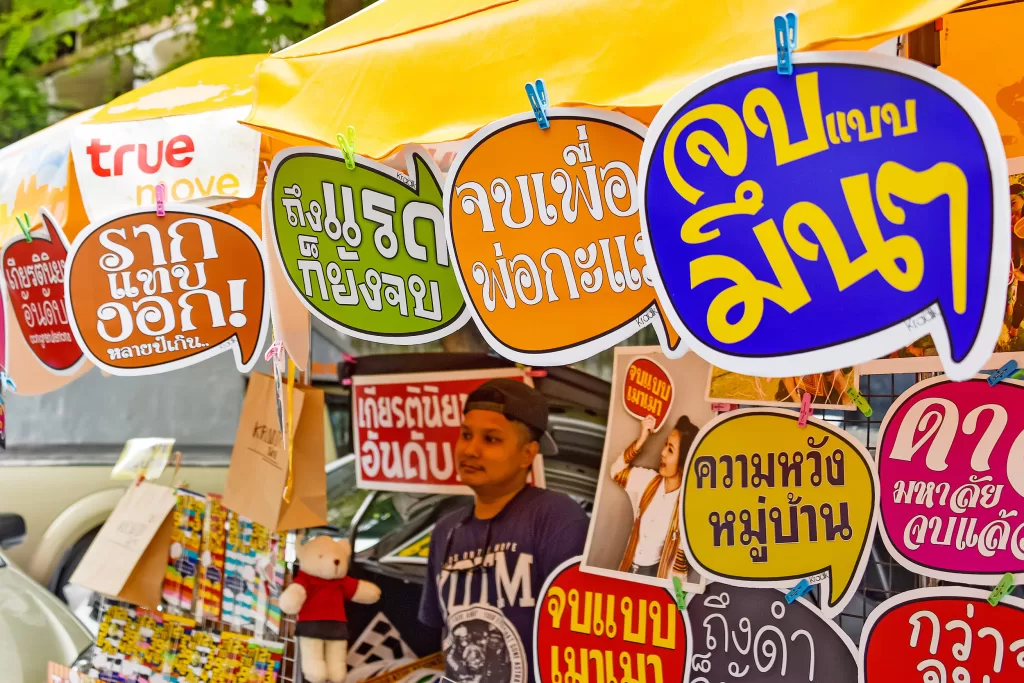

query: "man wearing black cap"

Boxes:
[418, 378, 589, 683]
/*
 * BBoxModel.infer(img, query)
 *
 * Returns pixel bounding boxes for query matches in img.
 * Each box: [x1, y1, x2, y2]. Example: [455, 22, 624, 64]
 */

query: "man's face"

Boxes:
[456, 410, 537, 491]
[659, 429, 682, 478]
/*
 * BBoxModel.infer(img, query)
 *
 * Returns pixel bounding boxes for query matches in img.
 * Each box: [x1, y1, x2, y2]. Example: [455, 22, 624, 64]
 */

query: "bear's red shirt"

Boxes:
[292, 570, 360, 622]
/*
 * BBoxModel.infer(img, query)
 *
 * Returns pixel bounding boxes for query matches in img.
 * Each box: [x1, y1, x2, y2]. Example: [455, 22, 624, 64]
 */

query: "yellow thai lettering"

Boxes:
[663, 104, 748, 205]
[743, 72, 829, 166]
[680, 180, 764, 244]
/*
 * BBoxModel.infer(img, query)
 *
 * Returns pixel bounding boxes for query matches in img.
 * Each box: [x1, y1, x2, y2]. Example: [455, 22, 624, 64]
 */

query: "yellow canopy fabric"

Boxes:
[244, 0, 962, 159]
[938, 4, 1024, 161]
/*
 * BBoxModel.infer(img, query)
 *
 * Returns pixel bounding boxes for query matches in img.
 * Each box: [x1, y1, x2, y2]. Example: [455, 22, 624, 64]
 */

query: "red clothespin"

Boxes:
[527, 369, 548, 378]
[155, 183, 167, 217]
[711, 403, 738, 412]
[798, 392, 812, 427]
[342, 352, 357, 363]
[264, 341, 285, 363]
[134, 471, 146, 488]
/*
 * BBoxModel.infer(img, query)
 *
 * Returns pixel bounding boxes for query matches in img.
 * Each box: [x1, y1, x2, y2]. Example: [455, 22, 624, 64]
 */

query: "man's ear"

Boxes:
[520, 440, 540, 470]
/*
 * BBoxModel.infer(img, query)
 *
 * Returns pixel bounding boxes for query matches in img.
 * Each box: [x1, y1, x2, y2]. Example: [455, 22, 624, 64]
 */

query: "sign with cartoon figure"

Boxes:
[680, 408, 878, 618]
[534, 558, 689, 683]
[861, 587, 1024, 683]
[268, 146, 467, 344]
[876, 375, 1024, 585]
[445, 109, 682, 366]
[689, 585, 859, 683]
[641, 51, 1008, 380]
[1, 208, 84, 374]
[65, 205, 268, 375]
[583, 346, 714, 591]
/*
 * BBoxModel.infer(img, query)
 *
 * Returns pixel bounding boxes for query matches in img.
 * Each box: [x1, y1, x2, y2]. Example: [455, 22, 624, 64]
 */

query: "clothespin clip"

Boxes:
[0, 372, 16, 394]
[15, 212, 32, 243]
[171, 451, 183, 489]
[786, 579, 812, 603]
[525, 79, 550, 130]
[263, 161, 271, 184]
[337, 126, 357, 170]
[774, 12, 798, 76]
[711, 403, 738, 412]
[672, 576, 688, 611]
[526, 369, 548, 378]
[989, 360, 1019, 386]
[797, 392, 812, 428]
[155, 183, 166, 217]
[134, 471, 146, 488]
[845, 386, 872, 417]
[264, 341, 285, 363]
[989, 572, 1015, 606]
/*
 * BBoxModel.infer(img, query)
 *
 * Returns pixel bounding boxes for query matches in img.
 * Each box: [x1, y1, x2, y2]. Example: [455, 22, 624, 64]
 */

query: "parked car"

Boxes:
[0, 513, 92, 683]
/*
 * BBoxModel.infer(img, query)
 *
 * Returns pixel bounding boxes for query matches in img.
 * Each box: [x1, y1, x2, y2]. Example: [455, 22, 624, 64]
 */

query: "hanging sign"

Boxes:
[876, 375, 1024, 585]
[622, 356, 675, 432]
[680, 408, 878, 618]
[268, 146, 467, 344]
[688, 585, 859, 683]
[64, 205, 268, 375]
[352, 368, 543, 494]
[1, 208, 84, 374]
[379, 525, 433, 565]
[445, 109, 681, 366]
[534, 559, 689, 683]
[640, 52, 1008, 380]
[861, 587, 1024, 683]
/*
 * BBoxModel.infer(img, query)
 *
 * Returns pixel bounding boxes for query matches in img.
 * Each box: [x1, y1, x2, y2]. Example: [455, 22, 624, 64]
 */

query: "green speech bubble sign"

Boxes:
[268, 146, 468, 343]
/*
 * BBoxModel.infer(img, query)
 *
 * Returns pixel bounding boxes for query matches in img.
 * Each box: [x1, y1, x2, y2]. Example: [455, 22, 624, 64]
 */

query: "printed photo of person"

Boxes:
[582, 347, 714, 591]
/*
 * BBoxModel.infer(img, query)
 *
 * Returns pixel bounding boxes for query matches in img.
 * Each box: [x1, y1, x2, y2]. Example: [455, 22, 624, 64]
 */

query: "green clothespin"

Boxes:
[845, 386, 872, 417]
[15, 212, 31, 243]
[989, 572, 1015, 606]
[337, 126, 357, 170]
[672, 576, 688, 611]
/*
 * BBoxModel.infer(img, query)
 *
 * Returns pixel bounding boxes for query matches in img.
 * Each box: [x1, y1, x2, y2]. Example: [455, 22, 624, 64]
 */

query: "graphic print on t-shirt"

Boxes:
[444, 604, 525, 683]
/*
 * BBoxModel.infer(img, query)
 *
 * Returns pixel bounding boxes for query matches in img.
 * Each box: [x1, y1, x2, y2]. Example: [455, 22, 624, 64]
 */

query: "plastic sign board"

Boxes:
[680, 408, 878, 618]
[534, 559, 689, 683]
[268, 146, 467, 344]
[446, 109, 681, 366]
[640, 52, 1008, 380]
[688, 585, 859, 683]
[1, 208, 84, 374]
[876, 375, 1024, 585]
[65, 205, 268, 375]
[860, 587, 1024, 683]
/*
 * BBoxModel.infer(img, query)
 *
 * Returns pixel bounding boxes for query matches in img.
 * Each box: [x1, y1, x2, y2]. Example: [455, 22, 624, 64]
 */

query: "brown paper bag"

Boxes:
[223, 372, 327, 531]
[69, 482, 176, 609]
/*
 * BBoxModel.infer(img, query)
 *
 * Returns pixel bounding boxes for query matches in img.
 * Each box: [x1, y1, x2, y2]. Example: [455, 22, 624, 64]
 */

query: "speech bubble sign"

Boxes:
[689, 584, 859, 683]
[534, 558, 689, 683]
[860, 587, 1024, 683]
[65, 205, 268, 375]
[1, 208, 84, 374]
[268, 145, 468, 344]
[622, 356, 675, 432]
[445, 108, 682, 366]
[876, 375, 1024, 584]
[640, 51, 1008, 381]
[680, 408, 878, 618]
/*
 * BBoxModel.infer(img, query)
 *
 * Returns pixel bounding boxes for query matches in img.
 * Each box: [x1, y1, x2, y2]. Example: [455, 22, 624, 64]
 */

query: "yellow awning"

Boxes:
[244, 0, 962, 159]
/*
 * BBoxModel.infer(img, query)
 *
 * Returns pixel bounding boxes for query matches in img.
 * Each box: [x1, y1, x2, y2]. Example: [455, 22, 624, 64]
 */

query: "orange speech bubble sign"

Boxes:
[445, 108, 682, 365]
[65, 205, 268, 375]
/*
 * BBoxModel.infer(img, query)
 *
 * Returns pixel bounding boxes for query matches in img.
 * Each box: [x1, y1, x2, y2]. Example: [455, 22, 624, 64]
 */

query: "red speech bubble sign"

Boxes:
[622, 356, 675, 431]
[861, 587, 1024, 683]
[65, 205, 268, 375]
[2, 209, 84, 373]
[535, 559, 689, 683]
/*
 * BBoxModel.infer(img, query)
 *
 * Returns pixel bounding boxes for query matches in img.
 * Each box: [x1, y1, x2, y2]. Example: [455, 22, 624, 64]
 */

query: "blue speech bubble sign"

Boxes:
[640, 52, 1008, 380]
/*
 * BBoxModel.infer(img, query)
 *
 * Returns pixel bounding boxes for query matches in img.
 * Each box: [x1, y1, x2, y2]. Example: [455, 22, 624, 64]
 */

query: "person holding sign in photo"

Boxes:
[610, 413, 698, 579]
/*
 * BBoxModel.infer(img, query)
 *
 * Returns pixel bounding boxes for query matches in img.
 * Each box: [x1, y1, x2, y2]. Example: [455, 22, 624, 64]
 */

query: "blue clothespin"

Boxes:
[15, 213, 32, 243]
[786, 579, 812, 604]
[672, 576, 688, 611]
[989, 572, 1015, 606]
[775, 12, 798, 76]
[337, 126, 357, 170]
[525, 79, 550, 130]
[989, 360, 1019, 386]
[0, 372, 16, 394]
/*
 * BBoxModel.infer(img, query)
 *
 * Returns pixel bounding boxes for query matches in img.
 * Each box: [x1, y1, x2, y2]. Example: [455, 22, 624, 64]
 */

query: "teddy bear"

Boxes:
[280, 535, 382, 683]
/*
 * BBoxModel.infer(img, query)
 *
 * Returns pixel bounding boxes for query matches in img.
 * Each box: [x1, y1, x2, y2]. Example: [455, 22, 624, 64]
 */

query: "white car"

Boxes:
[0, 513, 92, 683]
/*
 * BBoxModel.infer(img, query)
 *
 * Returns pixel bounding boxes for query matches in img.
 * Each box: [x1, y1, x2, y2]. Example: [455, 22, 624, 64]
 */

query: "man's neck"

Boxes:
[474, 481, 527, 520]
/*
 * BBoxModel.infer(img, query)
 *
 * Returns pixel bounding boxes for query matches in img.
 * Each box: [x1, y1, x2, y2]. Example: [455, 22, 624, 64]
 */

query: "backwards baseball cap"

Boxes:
[463, 378, 558, 455]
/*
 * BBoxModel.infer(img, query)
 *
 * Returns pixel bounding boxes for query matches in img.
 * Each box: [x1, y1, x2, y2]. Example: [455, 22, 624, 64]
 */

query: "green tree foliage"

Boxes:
[0, 0, 344, 147]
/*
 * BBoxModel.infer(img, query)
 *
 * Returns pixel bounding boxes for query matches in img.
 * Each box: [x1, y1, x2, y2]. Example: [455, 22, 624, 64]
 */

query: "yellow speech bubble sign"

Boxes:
[680, 408, 878, 618]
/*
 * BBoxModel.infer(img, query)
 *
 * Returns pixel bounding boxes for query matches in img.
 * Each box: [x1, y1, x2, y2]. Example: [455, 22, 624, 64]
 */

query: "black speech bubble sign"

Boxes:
[686, 584, 858, 682]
